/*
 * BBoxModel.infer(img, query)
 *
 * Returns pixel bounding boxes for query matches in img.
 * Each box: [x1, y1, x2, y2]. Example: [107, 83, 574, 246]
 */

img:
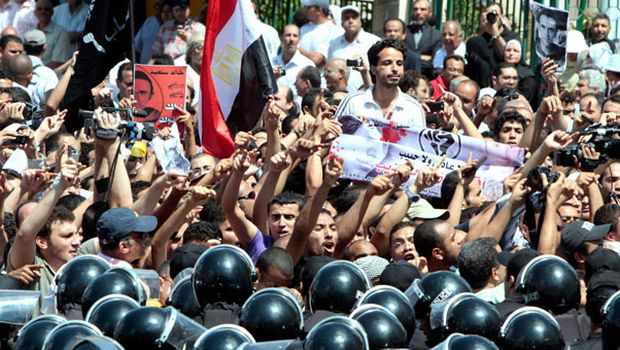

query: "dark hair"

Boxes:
[199, 199, 225, 224]
[580, 92, 604, 106]
[116, 61, 133, 82]
[269, 191, 304, 211]
[443, 54, 465, 68]
[586, 284, 617, 324]
[281, 114, 298, 135]
[493, 110, 527, 135]
[457, 238, 499, 290]
[594, 204, 620, 233]
[301, 87, 322, 112]
[149, 54, 175, 65]
[37, 206, 75, 238]
[131, 181, 152, 199]
[493, 62, 517, 77]
[603, 94, 620, 110]
[0, 35, 22, 49]
[329, 186, 361, 214]
[133, 69, 153, 94]
[413, 219, 444, 259]
[183, 221, 221, 243]
[383, 17, 406, 34]
[389, 221, 416, 243]
[506, 248, 540, 281]
[82, 201, 110, 241]
[257, 247, 295, 281]
[57, 193, 86, 211]
[367, 38, 406, 67]
[438, 171, 460, 209]
[24, 43, 44, 56]
[299, 66, 321, 89]
[399, 70, 427, 94]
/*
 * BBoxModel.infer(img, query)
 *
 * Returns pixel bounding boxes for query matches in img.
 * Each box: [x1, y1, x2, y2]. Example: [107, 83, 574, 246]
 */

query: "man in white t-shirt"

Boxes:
[327, 5, 379, 92]
[298, 0, 343, 67]
[335, 39, 425, 130]
[271, 24, 315, 96]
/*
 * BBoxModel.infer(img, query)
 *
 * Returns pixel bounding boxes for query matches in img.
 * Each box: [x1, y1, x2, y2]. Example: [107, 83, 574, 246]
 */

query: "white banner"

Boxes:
[332, 116, 526, 200]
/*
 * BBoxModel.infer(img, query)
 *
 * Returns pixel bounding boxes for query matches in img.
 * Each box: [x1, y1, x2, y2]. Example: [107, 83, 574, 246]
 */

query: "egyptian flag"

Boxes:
[61, 0, 131, 132]
[200, 0, 277, 158]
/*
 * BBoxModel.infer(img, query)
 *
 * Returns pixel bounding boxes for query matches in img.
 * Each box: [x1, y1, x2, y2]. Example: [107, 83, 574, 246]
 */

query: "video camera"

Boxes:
[79, 108, 155, 142]
[555, 123, 620, 170]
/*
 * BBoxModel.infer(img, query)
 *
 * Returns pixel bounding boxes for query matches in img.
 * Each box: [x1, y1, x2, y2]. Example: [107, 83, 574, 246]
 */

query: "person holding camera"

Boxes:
[327, 5, 379, 92]
[465, 3, 520, 88]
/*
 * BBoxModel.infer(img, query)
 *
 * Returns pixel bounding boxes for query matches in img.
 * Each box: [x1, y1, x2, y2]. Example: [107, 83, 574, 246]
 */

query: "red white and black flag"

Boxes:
[61, 0, 131, 131]
[200, 0, 277, 158]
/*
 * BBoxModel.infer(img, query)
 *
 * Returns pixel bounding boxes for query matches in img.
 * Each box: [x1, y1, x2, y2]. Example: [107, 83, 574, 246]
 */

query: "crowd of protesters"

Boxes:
[0, 0, 619, 348]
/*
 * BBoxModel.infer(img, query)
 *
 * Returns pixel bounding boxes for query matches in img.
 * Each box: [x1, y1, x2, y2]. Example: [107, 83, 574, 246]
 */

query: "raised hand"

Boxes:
[270, 151, 292, 172]
[368, 175, 394, 197]
[324, 155, 343, 187]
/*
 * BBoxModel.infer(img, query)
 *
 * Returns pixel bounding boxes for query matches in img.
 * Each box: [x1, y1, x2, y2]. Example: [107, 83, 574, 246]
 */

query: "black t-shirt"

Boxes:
[303, 310, 342, 334]
[200, 302, 241, 328]
[465, 29, 520, 87]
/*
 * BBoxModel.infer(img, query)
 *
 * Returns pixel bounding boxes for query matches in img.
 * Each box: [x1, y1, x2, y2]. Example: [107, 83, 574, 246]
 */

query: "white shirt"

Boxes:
[271, 49, 315, 96]
[299, 21, 343, 59]
[51, 2, 89, 33]
[28, 55, 58, 108]
[432, 42, 467, 70]
[12, 0, 36, 35]
[335, 87, 426, 129]
[0, 1, 18, 32]
[257, 20, 280, 61]
[327, 30, 380, 91]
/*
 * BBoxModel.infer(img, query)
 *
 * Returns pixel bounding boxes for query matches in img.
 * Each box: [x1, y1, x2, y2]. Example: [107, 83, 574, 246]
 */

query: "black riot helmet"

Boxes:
[356, 285, 416, 340]
[350, 304, 408, 350]
[71, 335, 125, 350]
[516, 254, 580, 314]
[602, 290, 620, 350]
[167, 275, 201, 317]
[239, 287, 304, 341]
[405, 271, 472, 319]
[499, 306, 565, 350]
[81, 267, 147, 317]
[304, 316, 369, 350]
[430, 293, 501, 343]
[14, 315, 66, 350]
[192, 244, 256, 307]
[309, 260, 371, 313]
[54, 255, 111, 314]
[114, 306, 206, 350]
[41, 320, 103, 350]
[193, 324, 256, 350]
[431, 333, 500, 350]
[84, 294, 140, 337]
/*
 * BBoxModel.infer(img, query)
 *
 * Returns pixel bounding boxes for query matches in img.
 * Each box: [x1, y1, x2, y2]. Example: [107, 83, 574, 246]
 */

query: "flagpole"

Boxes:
[128, 0, 136, 64]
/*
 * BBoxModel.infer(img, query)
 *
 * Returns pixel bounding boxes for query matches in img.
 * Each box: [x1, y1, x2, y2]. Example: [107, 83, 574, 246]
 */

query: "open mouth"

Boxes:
[403, 252, 416, 261]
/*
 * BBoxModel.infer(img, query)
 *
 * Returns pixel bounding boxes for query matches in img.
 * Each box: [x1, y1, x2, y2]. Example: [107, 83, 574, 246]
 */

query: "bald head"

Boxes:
[441, 21, 463, 52]
[1, 26, 17, 37]
[324, 58, 348, 92]
[4, 54, 32, 86]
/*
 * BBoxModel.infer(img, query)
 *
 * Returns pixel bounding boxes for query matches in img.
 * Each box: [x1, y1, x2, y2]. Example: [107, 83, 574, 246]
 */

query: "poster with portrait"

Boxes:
[133, 64, 187, 122]
[530, 1, 569, 71]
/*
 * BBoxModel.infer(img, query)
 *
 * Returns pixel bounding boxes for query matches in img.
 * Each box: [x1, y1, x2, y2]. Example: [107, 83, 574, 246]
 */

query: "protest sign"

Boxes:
[332, 115, 525, 200]
[530, 1, 569, 71]
[134, 64, 187, 122]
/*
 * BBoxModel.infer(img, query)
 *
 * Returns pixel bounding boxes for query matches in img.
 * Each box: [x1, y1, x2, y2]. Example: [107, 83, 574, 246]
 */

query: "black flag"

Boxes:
[61, 0, 131, 132]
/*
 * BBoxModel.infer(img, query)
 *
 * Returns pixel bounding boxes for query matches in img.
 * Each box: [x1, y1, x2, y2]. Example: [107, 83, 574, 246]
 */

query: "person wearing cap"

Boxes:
[7, 152, 81, 298]
[457, 238, 508, 304]
[560, 220, 611, 270]
[298, 0, 343, 67]
[22, 29, 58, 109]
[354, 255, 389, 285]
[34, 0, 73, 67]
[50, 0, 89, 42]
[587, 13, 617, 53]
[327, 5, 379, 92]
[152, 0, 205, 60]
[135, 0, 172, 64]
